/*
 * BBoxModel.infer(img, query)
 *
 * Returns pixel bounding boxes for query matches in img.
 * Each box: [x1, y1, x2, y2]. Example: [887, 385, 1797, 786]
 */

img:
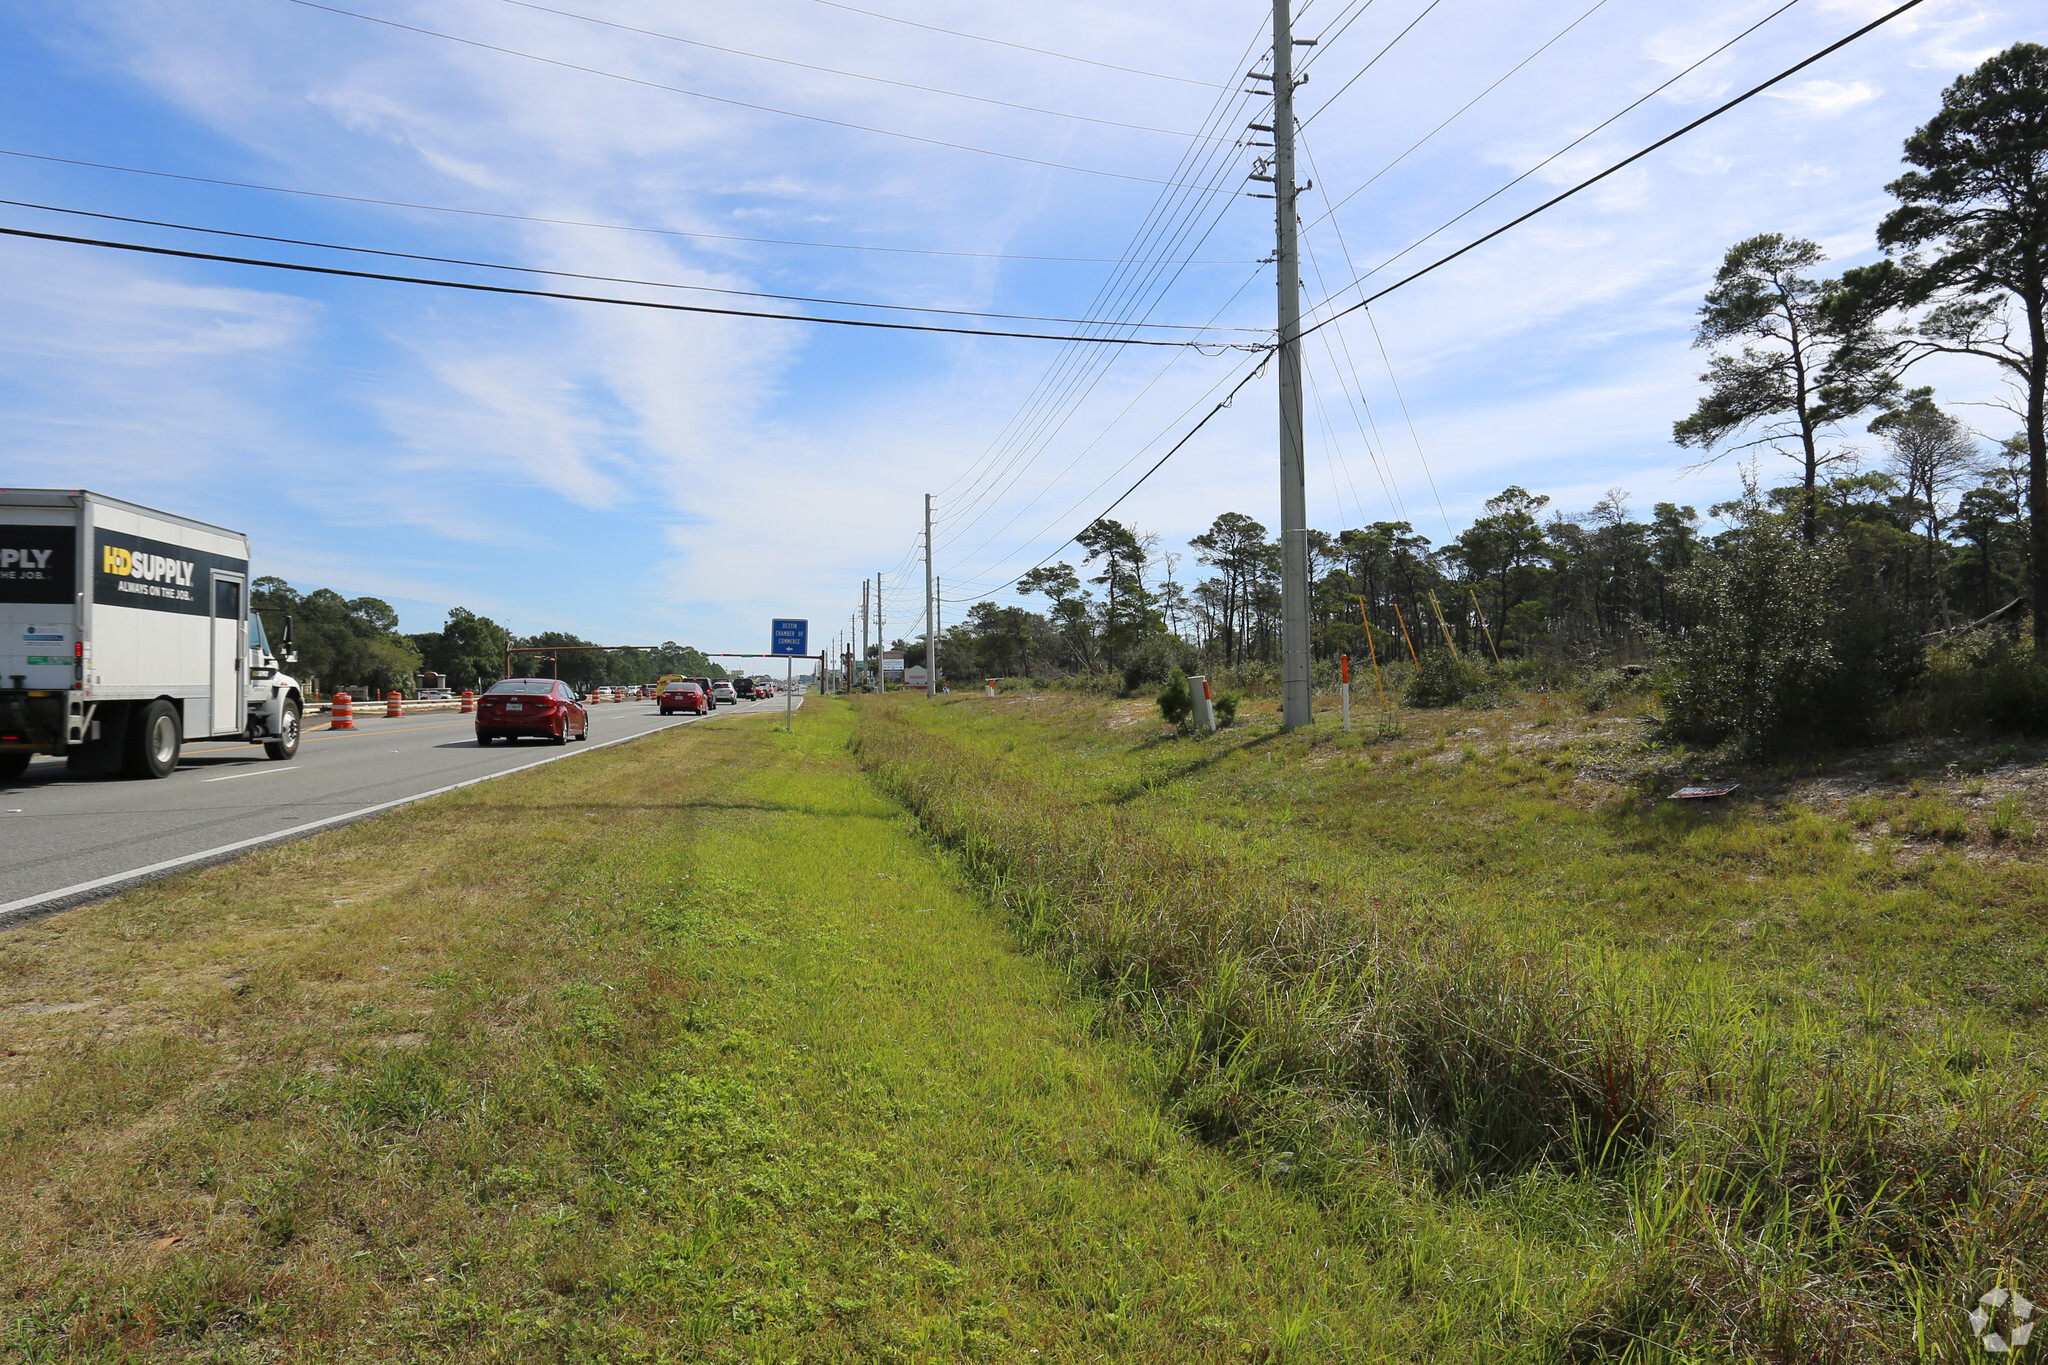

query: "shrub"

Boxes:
[1213, 692, 1240, 727]
[1897, 633, 2048, 735]
[1657, 509, 1845, 752]
[1404, 650, 1488, 708]
[1156, 669, 1193, 730]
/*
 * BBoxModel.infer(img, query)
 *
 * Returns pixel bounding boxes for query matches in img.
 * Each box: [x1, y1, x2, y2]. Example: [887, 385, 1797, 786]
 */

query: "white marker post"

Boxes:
[1341, 653, 1352, 732]
[1190, 674, 1216, 734]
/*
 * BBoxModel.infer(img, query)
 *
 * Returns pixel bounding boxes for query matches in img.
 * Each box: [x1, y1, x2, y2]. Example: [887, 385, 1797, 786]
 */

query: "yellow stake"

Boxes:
[1426, 590, 1460, 659]
[1467, 588, 1503, 666]
[1356, 595, 1388, 707]
[1391, 602, 1422, 668]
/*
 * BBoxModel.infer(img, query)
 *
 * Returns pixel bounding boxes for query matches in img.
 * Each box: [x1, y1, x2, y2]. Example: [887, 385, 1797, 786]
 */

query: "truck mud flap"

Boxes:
[65, 701, 127, 776]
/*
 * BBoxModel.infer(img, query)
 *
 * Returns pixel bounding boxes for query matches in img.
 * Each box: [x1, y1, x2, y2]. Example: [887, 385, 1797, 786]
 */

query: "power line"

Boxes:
[1302, 0, 1920, 336]
[0, 147, 1253, 263]
[1308, 0, 1799, 243]
[1304, 0, 1612, 209]
[0, 197, 1264, 333]
[488, 0, 1220, 140]
[1298, 0, 1450, 129]
[937, 264, 1268, 572]
[922, 34, 1269, 523]
[927, 0, 1443, 557]
[805, 0, 1225, 88]
[931, 0, 1449, 569]
[286, 0, 1234, 191]
[0, 224, 1235, 346]
[948, 358, 1272, 606]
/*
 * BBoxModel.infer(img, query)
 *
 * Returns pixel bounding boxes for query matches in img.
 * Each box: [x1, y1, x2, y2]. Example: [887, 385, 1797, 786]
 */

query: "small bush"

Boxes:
[1156, 669, 1193, 730]
[1213, 693, 1240, 727]
[1405, 651, 1487, 708]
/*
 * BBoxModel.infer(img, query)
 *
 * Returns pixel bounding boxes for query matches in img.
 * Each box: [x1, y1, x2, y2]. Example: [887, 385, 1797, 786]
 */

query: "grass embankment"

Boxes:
[854, 691, 2048, 1362]
[4, 702, 1522, 1362]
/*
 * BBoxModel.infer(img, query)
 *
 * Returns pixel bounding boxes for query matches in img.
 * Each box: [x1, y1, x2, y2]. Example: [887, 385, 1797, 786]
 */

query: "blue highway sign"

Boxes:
[771, 619, 809, 656]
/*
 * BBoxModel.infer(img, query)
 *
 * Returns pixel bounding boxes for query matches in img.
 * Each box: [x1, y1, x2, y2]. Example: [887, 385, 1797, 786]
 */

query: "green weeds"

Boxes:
[853, 692, 2048, 1361]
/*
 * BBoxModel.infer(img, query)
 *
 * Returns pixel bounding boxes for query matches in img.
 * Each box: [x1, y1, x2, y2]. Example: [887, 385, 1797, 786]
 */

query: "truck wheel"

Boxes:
[0, 752, 29, 782]
[124, 700, 182, 779]
[264, 701, 301, 761]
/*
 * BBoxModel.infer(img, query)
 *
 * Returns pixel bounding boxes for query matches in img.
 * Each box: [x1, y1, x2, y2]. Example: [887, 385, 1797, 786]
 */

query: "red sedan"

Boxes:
[659, 680, 709, 715]
[476, 678, 589, 745]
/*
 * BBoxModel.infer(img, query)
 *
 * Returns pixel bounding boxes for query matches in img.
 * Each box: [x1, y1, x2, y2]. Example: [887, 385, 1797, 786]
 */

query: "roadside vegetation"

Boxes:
[4, 704, 1570, 1363]
[854, 687, 2048, 1361]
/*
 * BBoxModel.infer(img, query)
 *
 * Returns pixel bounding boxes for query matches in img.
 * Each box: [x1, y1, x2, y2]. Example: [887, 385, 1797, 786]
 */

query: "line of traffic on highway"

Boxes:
[0, 685, 801, 924]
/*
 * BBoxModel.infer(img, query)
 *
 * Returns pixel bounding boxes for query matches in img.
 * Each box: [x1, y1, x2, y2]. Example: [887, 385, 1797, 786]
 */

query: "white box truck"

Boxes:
[0, 490, 304, 780]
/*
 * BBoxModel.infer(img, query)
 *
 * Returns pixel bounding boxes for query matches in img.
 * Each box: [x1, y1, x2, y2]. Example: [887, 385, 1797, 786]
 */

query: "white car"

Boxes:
[711, 680, 738, 705]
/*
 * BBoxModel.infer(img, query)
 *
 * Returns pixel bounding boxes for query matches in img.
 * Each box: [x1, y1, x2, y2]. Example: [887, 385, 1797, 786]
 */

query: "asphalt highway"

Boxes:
[0, 691, 803, 925]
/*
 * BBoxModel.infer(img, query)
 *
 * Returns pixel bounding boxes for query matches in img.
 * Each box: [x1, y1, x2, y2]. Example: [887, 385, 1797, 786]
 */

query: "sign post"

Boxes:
[771, 619, 808, 733]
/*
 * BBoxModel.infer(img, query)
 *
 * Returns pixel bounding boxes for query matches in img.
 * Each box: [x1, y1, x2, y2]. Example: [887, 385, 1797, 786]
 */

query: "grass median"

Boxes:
[0, 699, 1540, 1362]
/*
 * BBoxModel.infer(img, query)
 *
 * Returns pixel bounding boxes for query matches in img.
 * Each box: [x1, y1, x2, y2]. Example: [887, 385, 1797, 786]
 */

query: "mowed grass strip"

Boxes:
[0, 701, 1571, 1362]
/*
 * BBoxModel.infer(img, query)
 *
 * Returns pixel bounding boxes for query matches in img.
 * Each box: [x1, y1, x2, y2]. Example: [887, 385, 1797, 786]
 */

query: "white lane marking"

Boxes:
[0, 717, 699, 926]
[201, 767, 298, 783]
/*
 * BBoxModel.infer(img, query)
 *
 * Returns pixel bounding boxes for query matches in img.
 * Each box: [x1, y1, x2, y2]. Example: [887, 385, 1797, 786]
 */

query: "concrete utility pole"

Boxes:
[861, 582, 870, 692]
[924, 494, 936, 699]
[875, 573, 885, 693]
[935, 576, 942, 693]
[1272, 0, 1311, 729]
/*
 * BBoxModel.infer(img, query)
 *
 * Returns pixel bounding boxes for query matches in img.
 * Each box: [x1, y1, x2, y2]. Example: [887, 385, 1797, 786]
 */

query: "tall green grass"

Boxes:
[853, 697, 2048, 1361]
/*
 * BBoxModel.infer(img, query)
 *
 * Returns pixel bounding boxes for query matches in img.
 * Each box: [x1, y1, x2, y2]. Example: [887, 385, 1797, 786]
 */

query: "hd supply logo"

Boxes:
[93, 530, 246, 617]
[0, 524, 75, 606]
[103, 543, 197, 595]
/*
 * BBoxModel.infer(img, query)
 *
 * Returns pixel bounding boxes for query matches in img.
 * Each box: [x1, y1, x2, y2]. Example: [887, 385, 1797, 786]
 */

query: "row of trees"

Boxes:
[940, 414, 2024, 693]
[249, 579, 724, 697]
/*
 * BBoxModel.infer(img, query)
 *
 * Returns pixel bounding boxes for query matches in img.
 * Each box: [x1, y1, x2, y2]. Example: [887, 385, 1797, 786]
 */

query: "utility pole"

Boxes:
[924, 494, 936, 699]
[875, 573, 885, 693]
[935, 576, 942, 694]
[1271, 0, 1311, 729]
[861, 582, 870, 692]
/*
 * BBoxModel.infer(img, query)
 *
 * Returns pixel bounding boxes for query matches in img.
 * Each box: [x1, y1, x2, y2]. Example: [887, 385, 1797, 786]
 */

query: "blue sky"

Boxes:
[2, 0, 2041, 656]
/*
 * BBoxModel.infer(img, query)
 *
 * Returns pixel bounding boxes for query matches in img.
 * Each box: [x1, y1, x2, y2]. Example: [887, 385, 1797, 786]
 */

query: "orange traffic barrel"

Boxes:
[386, 690, 403, 718]
[329, 692, 355, 730]
[460, 689, 475, 714]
